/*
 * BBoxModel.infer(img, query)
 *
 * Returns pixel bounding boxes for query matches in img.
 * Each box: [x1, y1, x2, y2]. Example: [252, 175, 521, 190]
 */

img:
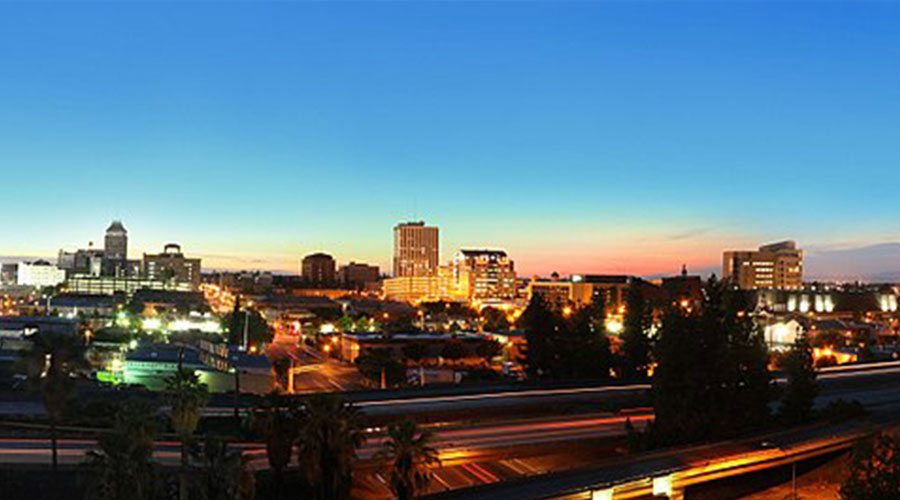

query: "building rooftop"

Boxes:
[106, 220, 127, 233]
[126, 344, 203, 365]
[0, 316, 78, 336]
[50, 294, 122, 308]
[459, 249, 508, 258]
[343, 331, 485, 342]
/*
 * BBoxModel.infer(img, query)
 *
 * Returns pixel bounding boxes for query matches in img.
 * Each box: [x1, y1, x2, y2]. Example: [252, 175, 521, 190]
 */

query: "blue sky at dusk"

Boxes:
[1, 2, 899, 279]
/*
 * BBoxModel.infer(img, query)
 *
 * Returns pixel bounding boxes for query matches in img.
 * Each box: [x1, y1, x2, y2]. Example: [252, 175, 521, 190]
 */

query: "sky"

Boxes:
[1, 1, 899, 279]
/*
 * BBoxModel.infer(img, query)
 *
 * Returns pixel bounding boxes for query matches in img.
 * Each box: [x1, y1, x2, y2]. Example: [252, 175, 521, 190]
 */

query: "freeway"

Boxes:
[418, 393, 900, 500]
[0, 410, 653, 468]
[4, 357, 900, 421]
[4, 383, 900, 499]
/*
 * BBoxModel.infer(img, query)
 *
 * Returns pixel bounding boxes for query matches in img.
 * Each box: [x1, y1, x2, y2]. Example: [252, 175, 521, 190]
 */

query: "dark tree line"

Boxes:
[520, 276, 822, 449]
[648, 276, 773, 446]
[520, 294, 612, 381]
[620, 280, 653, 379]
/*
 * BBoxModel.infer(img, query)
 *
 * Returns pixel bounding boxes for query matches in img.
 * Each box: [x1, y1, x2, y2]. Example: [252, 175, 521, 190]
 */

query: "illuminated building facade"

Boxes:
[382, 267, 467, 304]
[723, 240, 803, 290]
[527, 274, 639, 312]
[526, 278, 573, 311]
[14, 260, 66, 288]
[143, 243, 202, 289]
[453, 249, 517, 302]
[393, 221, 439, 277]
[65, 275, 194, 295]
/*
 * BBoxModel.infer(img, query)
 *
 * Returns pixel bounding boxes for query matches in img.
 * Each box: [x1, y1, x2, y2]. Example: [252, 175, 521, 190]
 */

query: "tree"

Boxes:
[649, 276, 772, 446]
[84, 401, 159, 500]
[721, 284, 773, 433]
[620, 281, 653, 379]
[439, 342, 466, 362]
[380, 421, 441, 500]
[475, 339, 503, 365]
[228, 295, 243, 342]
[481, 307, 510, 332]
[165, 368, 210, 500]
[23, 330, 89, 473]
[250, 392, 298, 500]
[521, 294, 611, 381]
[779, 331, 819, 425]
[356, 349, 407, 388]
[337, 315, 359, 333]
[298, 395, 366, 500]
[520, 295, 564, 380]
[191, 435, 249, 500]
[402, 343, 426, 364]
[567, 294, 612, 380]
[840, 432, 900, 500]
[225, 304, 272, 349]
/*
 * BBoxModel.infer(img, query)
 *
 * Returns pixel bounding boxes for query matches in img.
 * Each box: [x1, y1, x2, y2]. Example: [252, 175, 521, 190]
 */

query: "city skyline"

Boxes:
[2, 3, 900, 278]
[6, 217, 900, 282]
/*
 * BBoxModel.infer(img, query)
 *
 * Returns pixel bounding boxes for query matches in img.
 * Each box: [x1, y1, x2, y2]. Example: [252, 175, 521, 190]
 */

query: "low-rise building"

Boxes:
[49, 294, 122, 319]
[382, 269, 467, 304]
[527, 274, 645, 312]
[15, 261, 66, 288]
[337, 262, 380, 290]
[65, 275, 194, 296]
[339, 331, 489, 363]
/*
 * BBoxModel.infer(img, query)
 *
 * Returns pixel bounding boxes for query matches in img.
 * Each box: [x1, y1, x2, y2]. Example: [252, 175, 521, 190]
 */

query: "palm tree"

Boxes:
[249, 392, 298, 500]
[23, 330, 89, 473]
[379, 421, 441, 500]
[191, 435, 248, 500]
[164, 368, 209, 500]
[84, 401, 159, 500]
[297, 394, 366, 500]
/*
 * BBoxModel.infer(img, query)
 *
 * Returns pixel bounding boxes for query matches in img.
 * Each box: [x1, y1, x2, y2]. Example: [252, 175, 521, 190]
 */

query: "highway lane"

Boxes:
[0, 410, 653, 466]
[4, 384, 900, 499]
[4, 357, 900, 420]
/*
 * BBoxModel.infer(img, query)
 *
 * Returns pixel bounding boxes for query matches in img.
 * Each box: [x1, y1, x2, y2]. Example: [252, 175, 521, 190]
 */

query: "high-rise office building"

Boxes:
[393, 221, 439, 277]
[103, 220, 128, 276]
[452, 249, 517, 302]
[301, 252, 336, 286]
[723, 240, 803, 290]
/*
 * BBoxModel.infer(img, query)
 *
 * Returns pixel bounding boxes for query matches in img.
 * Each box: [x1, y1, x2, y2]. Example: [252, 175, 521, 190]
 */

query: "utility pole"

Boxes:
[233, 363, 241, 423]
[242, 308, 249, 351]
[792, 462, 797, 500]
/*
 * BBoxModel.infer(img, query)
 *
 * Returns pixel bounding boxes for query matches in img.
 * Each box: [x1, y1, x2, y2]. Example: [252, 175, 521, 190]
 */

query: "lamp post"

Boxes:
[232, 363, 242, 423]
